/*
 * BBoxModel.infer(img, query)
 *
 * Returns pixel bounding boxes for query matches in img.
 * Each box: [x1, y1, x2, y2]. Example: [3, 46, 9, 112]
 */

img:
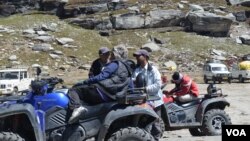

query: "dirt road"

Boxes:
[160, 83, 250, 141]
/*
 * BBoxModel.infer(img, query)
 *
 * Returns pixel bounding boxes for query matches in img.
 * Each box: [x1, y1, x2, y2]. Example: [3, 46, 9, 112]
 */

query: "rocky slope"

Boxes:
[0, 0, 250, 83]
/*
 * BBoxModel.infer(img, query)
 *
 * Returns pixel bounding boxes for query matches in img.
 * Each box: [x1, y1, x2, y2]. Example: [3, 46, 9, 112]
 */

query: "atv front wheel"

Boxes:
[203, 76, 208, 84]
[159, 117, 165, 138]
[107, 127, 154, 141]
[202, 109, 231, 136]
[150, 117, 165, 140]
[0, 132, 24, 141]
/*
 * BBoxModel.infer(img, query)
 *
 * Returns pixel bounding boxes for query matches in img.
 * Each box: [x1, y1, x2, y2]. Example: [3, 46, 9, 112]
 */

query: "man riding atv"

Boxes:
[163, 72, 199, 103]
[160, 72, 231, 136]
[67, 45, 132, 124]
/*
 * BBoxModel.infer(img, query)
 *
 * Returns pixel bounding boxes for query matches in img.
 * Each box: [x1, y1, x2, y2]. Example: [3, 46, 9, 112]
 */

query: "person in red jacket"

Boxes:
[164, 72, 199, 103]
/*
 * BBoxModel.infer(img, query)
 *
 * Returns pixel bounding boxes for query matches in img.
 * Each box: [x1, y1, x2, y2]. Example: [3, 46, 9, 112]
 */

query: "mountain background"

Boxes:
[0, 0, 250, 84]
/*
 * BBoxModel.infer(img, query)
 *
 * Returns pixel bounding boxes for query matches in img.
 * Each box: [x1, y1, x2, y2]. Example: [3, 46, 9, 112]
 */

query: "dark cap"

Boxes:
[172, 72, 183, 83]
[99, 47, 110, 55]
[133, 49, 150, 58]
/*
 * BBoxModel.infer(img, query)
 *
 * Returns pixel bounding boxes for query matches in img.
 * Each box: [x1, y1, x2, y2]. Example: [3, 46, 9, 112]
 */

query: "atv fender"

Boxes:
[97, 105, 159, 141]
[196, 97, 230, 122]
[0, 103, 44, 141]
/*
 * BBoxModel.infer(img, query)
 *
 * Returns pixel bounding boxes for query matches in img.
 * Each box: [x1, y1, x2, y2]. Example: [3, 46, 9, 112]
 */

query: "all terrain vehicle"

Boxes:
[0, 71, 159, 141]
[161, 84, 232, 136]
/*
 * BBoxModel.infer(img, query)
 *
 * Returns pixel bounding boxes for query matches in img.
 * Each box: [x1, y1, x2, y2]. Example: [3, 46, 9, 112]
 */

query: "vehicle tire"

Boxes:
[212, 76, 216, 84]
[203, 76, 208, 84]
[189, 127, 205, 136]
[239, 75, 245, 83]
[0, 132, 24, 141]
[228, 77, 231, 84]
[155, 117, 165, 139]
[201, 109, 231, 136]
[107, 127, 154, 141]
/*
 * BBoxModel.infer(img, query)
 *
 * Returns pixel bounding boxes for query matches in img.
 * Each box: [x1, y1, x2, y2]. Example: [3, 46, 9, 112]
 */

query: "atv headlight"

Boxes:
[7, 84, 12, 87]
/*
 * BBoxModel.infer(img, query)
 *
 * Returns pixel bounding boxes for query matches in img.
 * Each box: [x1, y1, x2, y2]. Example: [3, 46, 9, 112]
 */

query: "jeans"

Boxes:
[68, 84, 105, 110]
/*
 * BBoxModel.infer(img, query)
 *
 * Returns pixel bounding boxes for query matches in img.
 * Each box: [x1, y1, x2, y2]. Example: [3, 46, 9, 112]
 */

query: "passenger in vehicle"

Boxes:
[88, 47, 110, 78]
[67, 45, 131, 124]
[164, 72, 199, 103]
[132, 49, 164, 141]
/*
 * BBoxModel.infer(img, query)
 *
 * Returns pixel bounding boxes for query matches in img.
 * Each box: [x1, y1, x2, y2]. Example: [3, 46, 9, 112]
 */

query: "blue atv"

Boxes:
[0, 74, 159, 141]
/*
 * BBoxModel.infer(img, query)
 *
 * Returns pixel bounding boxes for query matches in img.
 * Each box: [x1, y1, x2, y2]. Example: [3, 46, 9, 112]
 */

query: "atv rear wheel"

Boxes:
[0, 132, 24, 141]
[202, 109, 231, 136]
[107, 127, 154, 141]
[189, 127, 205, 136]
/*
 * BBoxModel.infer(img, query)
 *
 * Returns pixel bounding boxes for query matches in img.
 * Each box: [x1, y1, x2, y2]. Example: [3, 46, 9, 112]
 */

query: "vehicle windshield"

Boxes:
[0, 72, 19, 80]
[212, 67, 228, 71]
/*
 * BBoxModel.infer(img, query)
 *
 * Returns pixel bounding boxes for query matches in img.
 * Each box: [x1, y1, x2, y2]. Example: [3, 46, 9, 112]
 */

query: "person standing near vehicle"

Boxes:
[88, 47, 110, 78]
[164, 72, 199, 103]
[132, 49, 164, 141]
[67, 45, 131, 124]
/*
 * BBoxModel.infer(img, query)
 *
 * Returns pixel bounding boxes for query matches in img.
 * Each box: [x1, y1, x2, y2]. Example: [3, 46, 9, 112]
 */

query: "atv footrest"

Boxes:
[170, 122, 201, 127]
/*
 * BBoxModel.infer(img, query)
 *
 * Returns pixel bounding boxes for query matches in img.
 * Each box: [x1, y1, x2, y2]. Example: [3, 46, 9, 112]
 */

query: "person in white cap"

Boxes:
[132, 49, 164, 141]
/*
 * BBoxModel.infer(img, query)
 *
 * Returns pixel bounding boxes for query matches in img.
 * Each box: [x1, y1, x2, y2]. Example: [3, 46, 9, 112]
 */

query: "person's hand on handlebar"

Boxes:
[163, 90, 174, 97]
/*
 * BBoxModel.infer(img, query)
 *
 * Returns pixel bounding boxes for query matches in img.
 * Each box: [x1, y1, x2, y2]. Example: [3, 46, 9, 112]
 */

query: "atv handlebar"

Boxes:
[40, 77, 64, 93]
[41, 77, 63, 85]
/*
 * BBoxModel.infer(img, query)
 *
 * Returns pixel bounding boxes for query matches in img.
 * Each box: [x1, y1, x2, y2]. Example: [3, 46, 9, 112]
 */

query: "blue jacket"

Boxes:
[85, 62, 118, 84]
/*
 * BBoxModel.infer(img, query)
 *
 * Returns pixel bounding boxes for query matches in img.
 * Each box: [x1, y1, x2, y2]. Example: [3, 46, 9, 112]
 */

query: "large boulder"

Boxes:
[112, 13, 145, 29]
[40, 0, 60, 11]
[239, 35, 250, 45]
[0, 4, 16, 17]
[145, 9, 184, 28]
[68, 17, 112, 30]
[0, 0, 39, 17]
[63, 3, 108, 18]
[226, 0, 250, 6]
[112, 9, 184, 29]
[187, 11, 234, 36]
[84, 3, 108, 14]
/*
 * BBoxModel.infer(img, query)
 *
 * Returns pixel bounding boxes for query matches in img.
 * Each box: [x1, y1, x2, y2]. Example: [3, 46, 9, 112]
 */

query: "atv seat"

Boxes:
[177, 98, 202, 108]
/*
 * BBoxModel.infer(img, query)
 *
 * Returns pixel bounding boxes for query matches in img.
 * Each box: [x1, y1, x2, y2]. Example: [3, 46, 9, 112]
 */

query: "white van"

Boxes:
[0, 67, 34, 95]
[203, 61, 231, 84]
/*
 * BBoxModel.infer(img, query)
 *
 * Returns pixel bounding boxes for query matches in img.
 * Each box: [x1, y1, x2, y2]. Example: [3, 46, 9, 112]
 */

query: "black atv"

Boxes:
[161, 84, 232, 136]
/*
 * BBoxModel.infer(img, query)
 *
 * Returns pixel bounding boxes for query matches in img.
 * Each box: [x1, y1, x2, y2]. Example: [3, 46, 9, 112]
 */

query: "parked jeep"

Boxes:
[0, 67, 34, 95]
[203, 60, 231, 84]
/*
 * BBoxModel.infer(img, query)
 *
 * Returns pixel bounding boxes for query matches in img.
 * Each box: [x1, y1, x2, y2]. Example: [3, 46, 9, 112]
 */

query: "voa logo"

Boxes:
[226, 129, 246, 136]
